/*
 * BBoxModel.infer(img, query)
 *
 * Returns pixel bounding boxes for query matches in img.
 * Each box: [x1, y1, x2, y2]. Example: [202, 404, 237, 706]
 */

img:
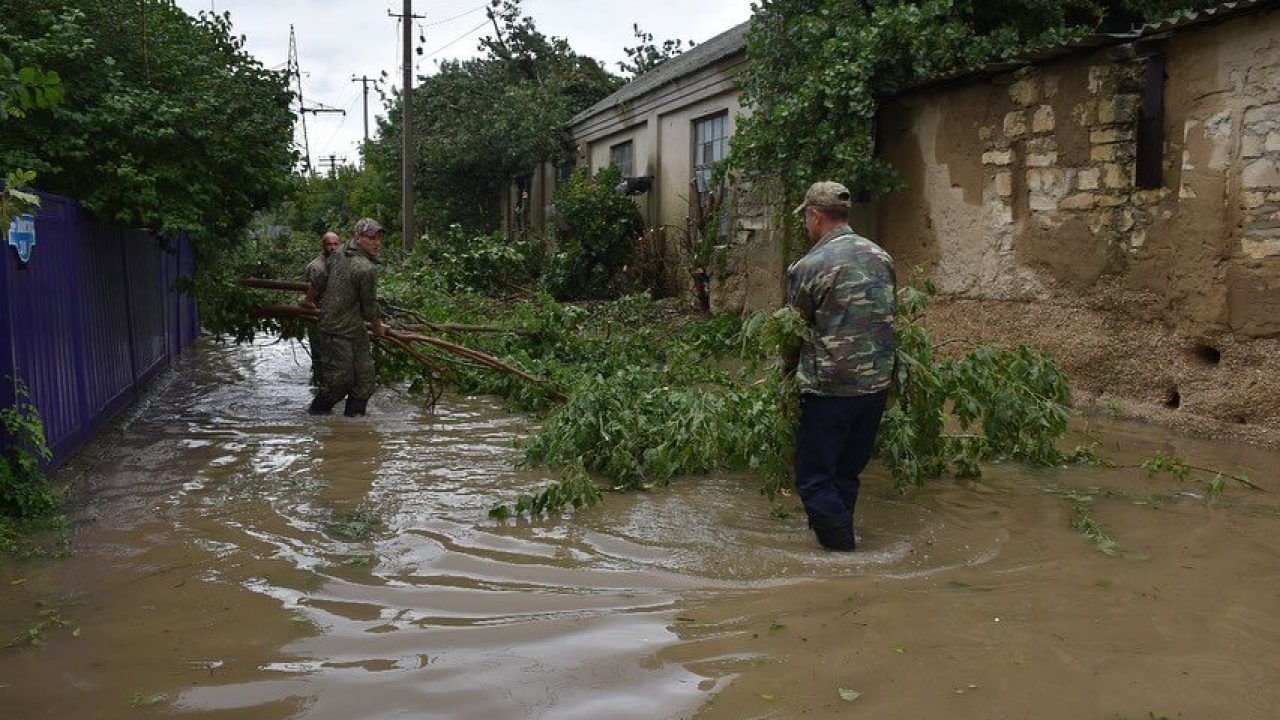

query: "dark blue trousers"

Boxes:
[794, 391, 888, 543]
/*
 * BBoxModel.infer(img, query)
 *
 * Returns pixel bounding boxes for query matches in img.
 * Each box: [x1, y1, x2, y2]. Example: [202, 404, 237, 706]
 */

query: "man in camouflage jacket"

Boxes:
[784, 181, 897, 551]
[307, 218, 387, 417]
[301, 231, 341, 384]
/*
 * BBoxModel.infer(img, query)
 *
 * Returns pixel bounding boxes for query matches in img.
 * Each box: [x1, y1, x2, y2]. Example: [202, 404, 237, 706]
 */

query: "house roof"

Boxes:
[570, 0, 1280, 123]
[570, 21, 750, 127]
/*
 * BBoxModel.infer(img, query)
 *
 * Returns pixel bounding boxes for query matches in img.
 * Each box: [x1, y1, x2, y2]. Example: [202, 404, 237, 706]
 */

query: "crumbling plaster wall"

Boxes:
[873, 10, 1280, 434]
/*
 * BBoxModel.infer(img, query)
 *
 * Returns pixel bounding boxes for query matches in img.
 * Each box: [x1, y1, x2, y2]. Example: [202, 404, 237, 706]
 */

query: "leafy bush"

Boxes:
[415, 225, 541, 295]
[0, 1, 295, 245]
[1, 381, 61, 552]
[544, 166, 644, 300]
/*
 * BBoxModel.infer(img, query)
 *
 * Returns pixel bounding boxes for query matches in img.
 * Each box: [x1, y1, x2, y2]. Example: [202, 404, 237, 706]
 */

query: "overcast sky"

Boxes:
[172, 0, 754, 172]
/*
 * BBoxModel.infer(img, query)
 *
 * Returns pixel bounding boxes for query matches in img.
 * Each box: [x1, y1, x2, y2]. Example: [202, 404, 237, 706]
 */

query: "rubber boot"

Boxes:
[343, 398, 368, 417]
[308, 397, 335, 415]
[809, 513, 856, 551]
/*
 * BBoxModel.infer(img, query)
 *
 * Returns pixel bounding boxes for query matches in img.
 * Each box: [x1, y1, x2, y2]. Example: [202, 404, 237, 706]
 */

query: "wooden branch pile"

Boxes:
[242, 278, 564, 403]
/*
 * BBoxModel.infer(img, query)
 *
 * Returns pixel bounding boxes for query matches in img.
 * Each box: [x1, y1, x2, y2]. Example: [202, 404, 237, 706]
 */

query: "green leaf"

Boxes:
[838, 688, 862, 702]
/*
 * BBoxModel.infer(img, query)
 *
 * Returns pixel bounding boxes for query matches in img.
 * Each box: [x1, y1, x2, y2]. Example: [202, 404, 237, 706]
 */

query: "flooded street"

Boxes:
[2, 340, 1278, 719]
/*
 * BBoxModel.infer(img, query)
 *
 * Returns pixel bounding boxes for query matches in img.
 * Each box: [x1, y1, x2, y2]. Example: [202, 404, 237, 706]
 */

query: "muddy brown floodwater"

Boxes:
[2, 341, 1278, 720]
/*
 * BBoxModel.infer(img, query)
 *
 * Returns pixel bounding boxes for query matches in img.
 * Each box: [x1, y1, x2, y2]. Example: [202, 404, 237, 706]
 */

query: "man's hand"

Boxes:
[371, 319, 387, 338]
[301, 286, 320, 309]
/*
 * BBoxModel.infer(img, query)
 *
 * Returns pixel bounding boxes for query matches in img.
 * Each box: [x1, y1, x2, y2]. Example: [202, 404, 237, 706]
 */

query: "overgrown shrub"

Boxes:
[1, 381, 61, 552]
[414, 224, 542, 295]
[544, 166, 643, 300]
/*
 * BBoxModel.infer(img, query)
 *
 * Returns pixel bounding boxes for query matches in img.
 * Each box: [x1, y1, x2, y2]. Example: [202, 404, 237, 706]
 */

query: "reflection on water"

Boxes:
[1, 340, 1278, 720]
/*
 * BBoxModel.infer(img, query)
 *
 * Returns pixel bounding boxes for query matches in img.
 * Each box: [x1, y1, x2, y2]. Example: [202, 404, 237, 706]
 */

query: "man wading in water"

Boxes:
[784, 182, 897, 551]
[302, 231, 341, 385]
[307, 218, 387, 417]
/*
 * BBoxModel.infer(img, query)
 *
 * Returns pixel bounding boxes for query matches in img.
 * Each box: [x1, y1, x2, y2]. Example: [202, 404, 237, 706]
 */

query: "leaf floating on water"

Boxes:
[9, 578, 27, 586]
[72, 627, 81, 637]
[759, 693, 775, 701]
[892, 643, 906, 654]
[838, 688, 862, 702]
[128, 692, 167, 708]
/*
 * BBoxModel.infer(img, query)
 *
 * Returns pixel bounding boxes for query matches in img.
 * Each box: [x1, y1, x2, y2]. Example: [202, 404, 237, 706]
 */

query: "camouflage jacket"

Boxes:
[315, 242, 380, 339]
[304, 254, 327, 302]
[785, 225, 897, 396]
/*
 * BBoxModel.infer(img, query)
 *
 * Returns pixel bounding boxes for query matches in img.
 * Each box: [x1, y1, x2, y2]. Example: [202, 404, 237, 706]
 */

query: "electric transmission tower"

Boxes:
[287, 25, 345, 175]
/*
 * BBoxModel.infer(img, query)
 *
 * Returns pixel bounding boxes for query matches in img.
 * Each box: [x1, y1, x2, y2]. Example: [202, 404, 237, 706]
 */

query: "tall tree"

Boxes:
[617, 24, 694, 79]
[373, 0, 619, 233]
[0, 1, 295, 247]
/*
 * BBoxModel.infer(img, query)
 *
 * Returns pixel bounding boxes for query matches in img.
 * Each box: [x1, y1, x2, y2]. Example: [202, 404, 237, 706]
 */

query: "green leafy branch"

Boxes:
[1140, 450, 1264, 496]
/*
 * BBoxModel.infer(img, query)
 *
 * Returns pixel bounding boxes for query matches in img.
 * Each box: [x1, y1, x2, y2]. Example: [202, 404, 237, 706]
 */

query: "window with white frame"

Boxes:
[609, 140, 634, 178]
[692, 111, 729, 193]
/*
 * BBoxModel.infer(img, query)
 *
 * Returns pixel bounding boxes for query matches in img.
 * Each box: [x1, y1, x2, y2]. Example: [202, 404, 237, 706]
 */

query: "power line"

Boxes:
[318, 91, 362, 154]
[427, 19, 488, 58]
[423, 4, 485, 26]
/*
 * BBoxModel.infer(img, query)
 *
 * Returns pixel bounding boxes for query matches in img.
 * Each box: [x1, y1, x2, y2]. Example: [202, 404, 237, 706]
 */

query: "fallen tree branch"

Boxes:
[241, 277, 308, 292]
[387, 329, 566, 402]
[252, 303, 317, 320]
[251, 304, 565, 402]
[400, 322, 532, 337]
[241, 281, 526, 336]
[377, 334, 446, 407]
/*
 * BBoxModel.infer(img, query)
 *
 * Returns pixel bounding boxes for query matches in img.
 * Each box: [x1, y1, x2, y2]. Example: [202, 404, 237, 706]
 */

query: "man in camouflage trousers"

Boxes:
[301, 231, 341, 384]
[784, 181, 897, 551]
[307, 218, 387, 417]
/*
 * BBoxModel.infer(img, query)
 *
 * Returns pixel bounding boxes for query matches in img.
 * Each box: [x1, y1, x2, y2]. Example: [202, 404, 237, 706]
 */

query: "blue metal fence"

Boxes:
[1, 190, 199, 466]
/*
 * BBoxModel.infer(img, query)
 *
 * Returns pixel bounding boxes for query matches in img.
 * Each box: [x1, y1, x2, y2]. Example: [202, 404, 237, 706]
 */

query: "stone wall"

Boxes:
[870, 9, 1280, 436]
[706, 177, 789, 313]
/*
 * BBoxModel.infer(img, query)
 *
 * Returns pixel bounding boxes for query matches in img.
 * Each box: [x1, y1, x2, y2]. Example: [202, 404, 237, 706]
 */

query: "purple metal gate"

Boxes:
[1, 190, 199, 466]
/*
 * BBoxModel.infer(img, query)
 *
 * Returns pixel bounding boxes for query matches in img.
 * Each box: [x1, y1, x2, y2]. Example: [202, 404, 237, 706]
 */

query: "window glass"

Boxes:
[693, 111, 729, 193]
[609, 141, 634, 178]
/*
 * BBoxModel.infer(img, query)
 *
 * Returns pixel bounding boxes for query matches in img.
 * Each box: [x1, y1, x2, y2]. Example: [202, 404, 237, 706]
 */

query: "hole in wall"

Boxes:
[1191, 343, 1222, 367]
[1164, 387, 1181, 409]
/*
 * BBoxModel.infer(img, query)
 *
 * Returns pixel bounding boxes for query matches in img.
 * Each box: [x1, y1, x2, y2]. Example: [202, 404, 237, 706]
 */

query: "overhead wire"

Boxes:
[317, 90, 364, 159]
[423, 3, 486, 26]
[426, 18, 489, 58]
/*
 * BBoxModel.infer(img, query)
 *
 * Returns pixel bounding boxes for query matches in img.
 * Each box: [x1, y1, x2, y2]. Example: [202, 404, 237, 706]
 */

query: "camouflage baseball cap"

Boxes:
[793, 181, 853, 215]
[354, 217, 384, 237]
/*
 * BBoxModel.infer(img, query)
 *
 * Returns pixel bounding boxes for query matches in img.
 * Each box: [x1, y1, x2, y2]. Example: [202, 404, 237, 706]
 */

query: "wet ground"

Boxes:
[1, 340, 1277, 720]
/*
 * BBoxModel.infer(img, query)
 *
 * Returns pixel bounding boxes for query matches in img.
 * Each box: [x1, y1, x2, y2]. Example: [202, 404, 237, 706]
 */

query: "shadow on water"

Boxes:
[1, 340, 1278, 720]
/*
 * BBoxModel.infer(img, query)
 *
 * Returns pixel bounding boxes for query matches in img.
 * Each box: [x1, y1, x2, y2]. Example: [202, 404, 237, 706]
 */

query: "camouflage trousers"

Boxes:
[314, 331, 376, 405]
[307, 327, 326, 387]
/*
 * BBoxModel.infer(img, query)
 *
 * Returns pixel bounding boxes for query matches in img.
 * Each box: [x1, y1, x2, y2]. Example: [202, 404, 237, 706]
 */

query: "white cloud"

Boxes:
[173, 0, 753, 171]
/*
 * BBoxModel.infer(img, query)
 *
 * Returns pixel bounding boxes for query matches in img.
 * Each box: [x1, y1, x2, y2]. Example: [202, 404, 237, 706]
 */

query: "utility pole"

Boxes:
[351, 75, 376, 143]
[389, 1, 425, 252]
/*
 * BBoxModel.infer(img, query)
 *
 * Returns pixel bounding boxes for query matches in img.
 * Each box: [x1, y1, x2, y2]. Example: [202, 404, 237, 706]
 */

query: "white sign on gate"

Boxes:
[7, 213, 36, 264]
